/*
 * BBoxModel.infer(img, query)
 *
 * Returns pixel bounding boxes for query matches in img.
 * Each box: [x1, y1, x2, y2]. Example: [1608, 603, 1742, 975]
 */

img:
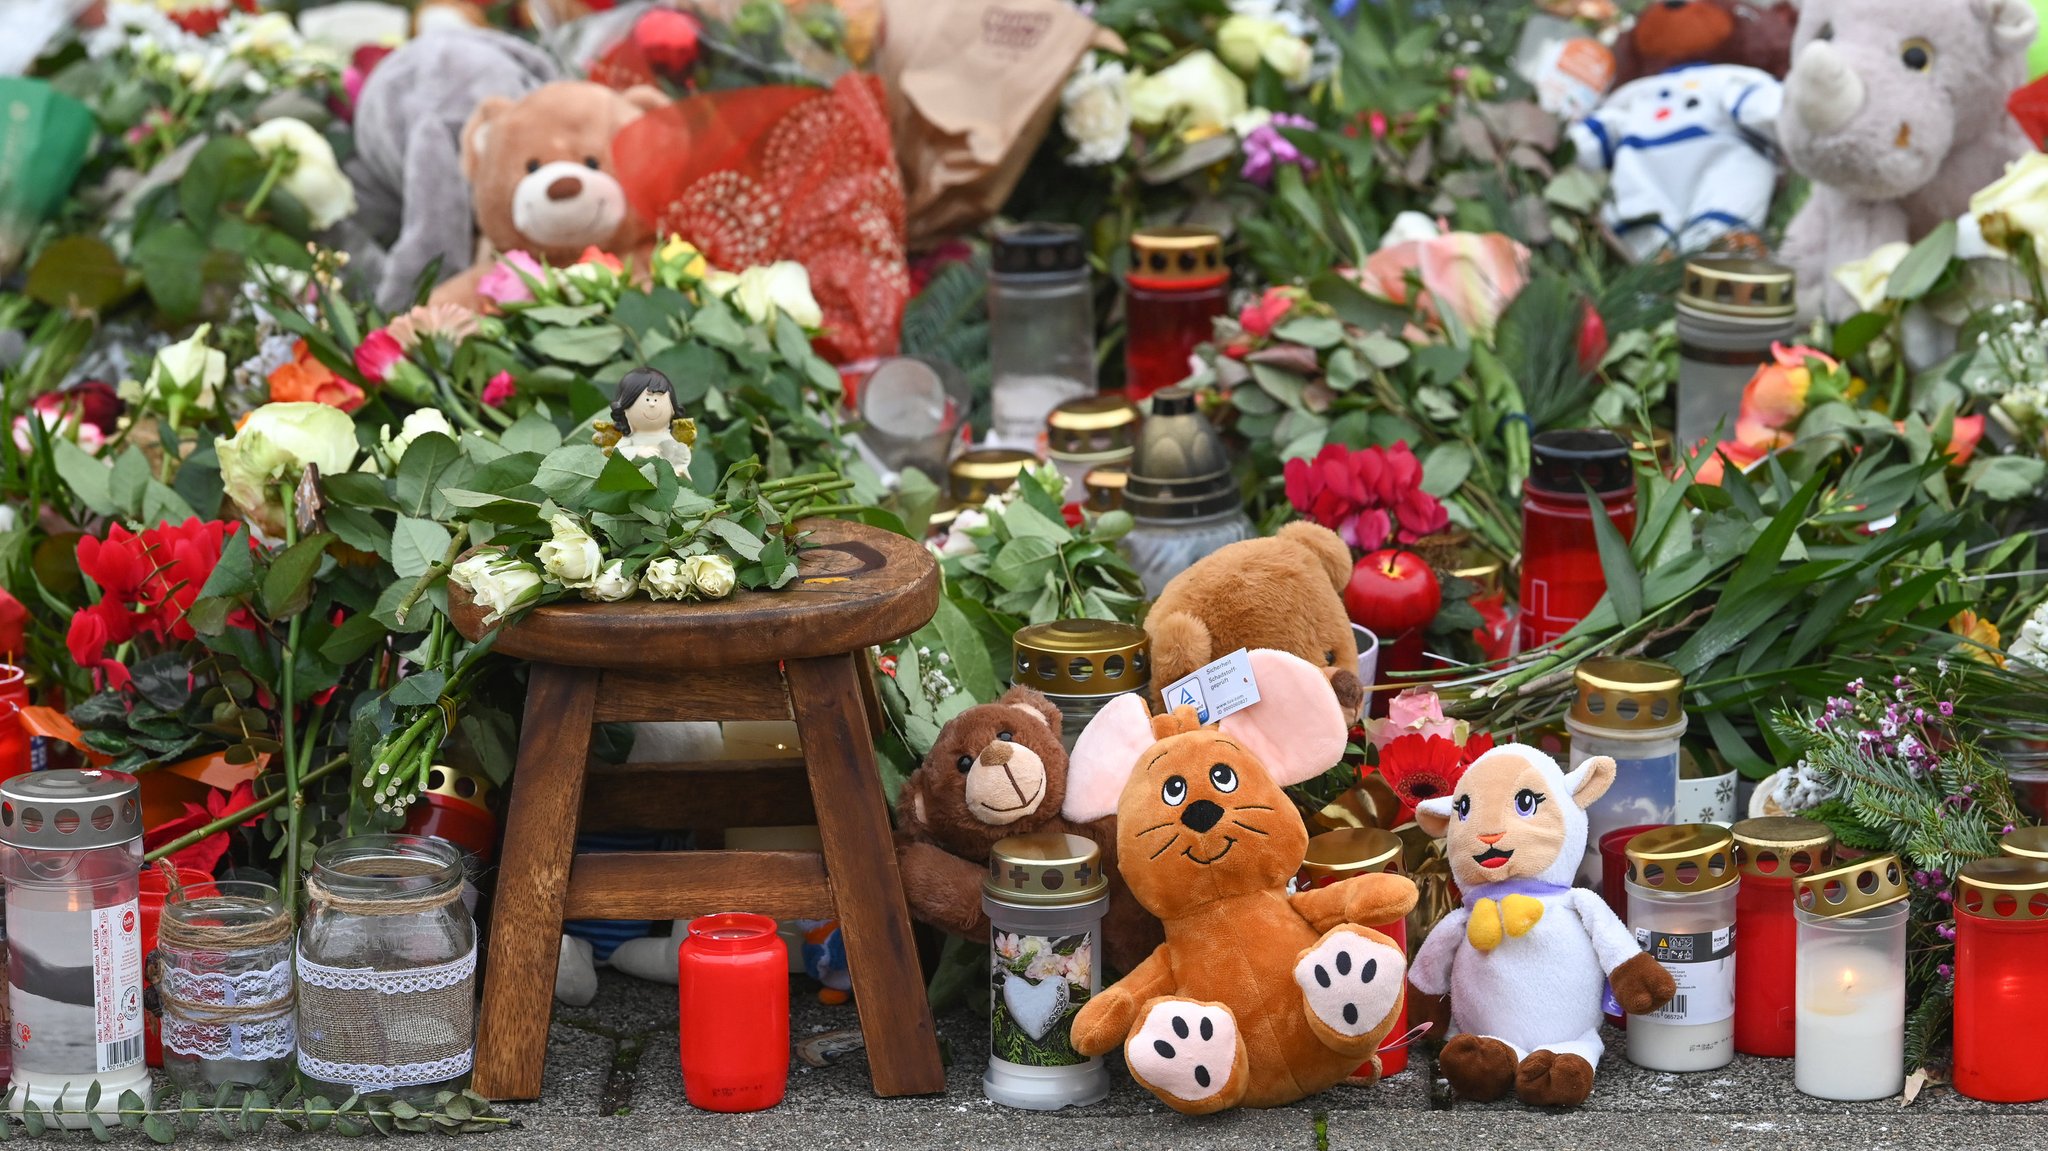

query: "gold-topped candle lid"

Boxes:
[926, 503, 962, 536]
[1677, 257, 1796, 320]
[1128, 226, 1226, 286]
[1793, 855, 1908, 918]
[1450, 549, 1505, 598]
[1731, 816, 1834, 879]
[1624, 824, 1736, 894]
[1083, 466, 1127, 512]
[948, 448, 1040, 504]
[1958, 857, 2048, 922]
[421, 764, 492, 812]
[1301, 828, 1404, 885]
[1013, 620, 1148, 698]
[985, 832, 1108, 906]
[1046, 396, 1140, 459]
[1569, 658, 1686, 734]
[2002, 826, 2048, 862]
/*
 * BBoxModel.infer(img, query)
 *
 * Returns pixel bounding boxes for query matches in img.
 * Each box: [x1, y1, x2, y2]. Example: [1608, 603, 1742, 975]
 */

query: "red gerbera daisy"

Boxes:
[1376, 732, 1494, 825]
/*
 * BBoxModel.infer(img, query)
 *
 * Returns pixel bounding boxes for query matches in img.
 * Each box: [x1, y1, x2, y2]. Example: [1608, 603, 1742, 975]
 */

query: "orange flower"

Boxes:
[1949, 610, 2004, 667]
[575, 246, 624, 271]
[1350, 231, 1530, 339]
[268, 341, 366, 413]
[1685, 439, 1766, 487]
[1928, 413, 1985, 466]
[1733, 343, 1838, 451]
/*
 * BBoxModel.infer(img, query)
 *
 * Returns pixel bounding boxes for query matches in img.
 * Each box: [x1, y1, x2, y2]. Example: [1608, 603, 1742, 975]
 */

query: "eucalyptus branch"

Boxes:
[0, 1084, 510, 1143]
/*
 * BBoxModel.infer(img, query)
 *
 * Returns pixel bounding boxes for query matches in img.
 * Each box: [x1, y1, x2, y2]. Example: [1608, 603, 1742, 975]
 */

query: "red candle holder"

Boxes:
[400, 764, 499, 863]
[0, 665, 29, 784]
[1124, 227, 1227, 402]
[678, 912, 790, 1111]
[1599, 823, 1668, 923]
[1731, 817, 1833, 1058]
[1519, 430, 1636, 652]
[1954, 858, 2048, 1102]
[1299, 829, 1412, 1078]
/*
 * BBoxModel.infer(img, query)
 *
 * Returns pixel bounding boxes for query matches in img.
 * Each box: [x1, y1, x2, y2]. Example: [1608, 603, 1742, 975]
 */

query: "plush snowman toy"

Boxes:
[1569, 64, 1784, 260]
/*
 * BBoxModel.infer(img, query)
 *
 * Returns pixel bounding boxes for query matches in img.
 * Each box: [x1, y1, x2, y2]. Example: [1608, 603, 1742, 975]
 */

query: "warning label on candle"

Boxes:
[1635, 925, 1734, 1025]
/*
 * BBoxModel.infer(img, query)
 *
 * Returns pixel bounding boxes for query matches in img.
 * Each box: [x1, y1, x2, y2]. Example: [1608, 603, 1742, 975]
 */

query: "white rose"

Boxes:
[1060, 56, 1132, 167]
[134, 324, 226, 420]
[642, 556, 692, 600]
[1217, 15, 1311, 86]
[1380, 211, 1443, 249]
[449, 553, 498, 592]
[1973, 152, 2048, 264]
[216, 401, 359, 518]
[582, 560, 638, 603]
[229, 11, 304, 58]
[730, 262, 824, 330]
[934, 506, 988, 558]
[1127, 50, 1249, 135]
[682, 553, 737, 599]
[1831, 243, 1912, 314]
[379, 408, 456, 465]
[536, 513, 605, 588]
[461, 556, 544, 624]
[247, 116, 357, 231]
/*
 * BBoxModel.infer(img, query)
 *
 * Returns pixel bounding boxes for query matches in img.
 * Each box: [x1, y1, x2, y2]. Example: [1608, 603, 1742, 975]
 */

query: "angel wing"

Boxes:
[671, 417, 697, 447]
[591, 420, 622, 450]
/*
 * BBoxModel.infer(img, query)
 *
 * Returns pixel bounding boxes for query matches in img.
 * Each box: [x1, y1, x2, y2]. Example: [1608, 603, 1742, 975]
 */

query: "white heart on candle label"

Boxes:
[1002, 971, 1070, 1042]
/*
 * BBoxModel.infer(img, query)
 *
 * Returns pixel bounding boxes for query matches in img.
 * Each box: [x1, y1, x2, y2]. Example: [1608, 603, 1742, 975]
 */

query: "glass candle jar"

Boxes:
[948, 448, 1041, 506]
[1124, 227, 1227, 402]
[1082, 467, 1126, 514]
[1567, 658, 1685, 885]
[1623, 825, 1737, 1072]
[0, 769, 151, 1125]
[1300, 828, 1410, 1078]
[1011, 620, 1149, 751]
[1045, 396, 1138, 504]
[1953, 858, 2048, 1103]
[155, 881, 294, 1096]
[1674, 258, 1796, 452]
[140, 865, 220, 1068]
[982, 832, 1109, 1110]
[677, 912, 789, 1112]
[1793, 857, 1908, 1102]
[1731, 817, 1833, 1058]
[296, 834, 477, 1102]
[1120, 388, 1253, 597]
[1519, 430, 1635, 651]
[860, 357, 972, 478]
[990, 223, 1097, 443]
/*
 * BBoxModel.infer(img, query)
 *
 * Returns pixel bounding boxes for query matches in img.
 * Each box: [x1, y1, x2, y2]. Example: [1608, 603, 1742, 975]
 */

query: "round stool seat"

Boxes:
[448, 518, 937, 670]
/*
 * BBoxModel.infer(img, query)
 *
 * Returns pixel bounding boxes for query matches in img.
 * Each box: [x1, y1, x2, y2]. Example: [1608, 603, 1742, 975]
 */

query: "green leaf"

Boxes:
[51, 439, 116, 517]
[1885, 220, 1957, 300]
[24, 235, 131, 313]
[1420, 442, 1472, 498]
[140, 479, 197, 526]
[1272, 316, 1345, 349]
[198, 526, 261, 599]
[388, 669, 448, 708]
[1307, 270, 1408, 333]
[522, 304, 603, 326]
[535, 444, 609, 506]
[320, 471, 399, 512]
[595, 450, 658, 493]
[499, 412, 563, 455]
[261, 532, 333, 620]
[320, 613, 388, 663]
[108, 449, 151, 517]
[996, 497, 1070, 544]
[1830, 311, 1892, 361]
[394, 432, 460, 516]
[180, 135, 264, 225]
[87, 1111, 108, 1142]
[774, 313, 813, 368]
[1584, 483, 1642, 626]
[142, 1115, 174, 1144]
[134, 223, 210, 319]
[85, 1081, 101, 1110]
[530, 325, 626, 366]
[705, 517, 766, 560]
[1963, 454, 2046, 501]
[390, 516, 452, 579]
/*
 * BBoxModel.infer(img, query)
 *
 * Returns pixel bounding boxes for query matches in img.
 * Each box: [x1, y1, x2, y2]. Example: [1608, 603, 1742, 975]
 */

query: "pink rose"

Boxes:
[1350, 231, 1530, 339]
[477, 250, 546, 307]
[481, 371, 518, 408]
[353, 329, 404, 385]
[1368, 688, 1457, 751]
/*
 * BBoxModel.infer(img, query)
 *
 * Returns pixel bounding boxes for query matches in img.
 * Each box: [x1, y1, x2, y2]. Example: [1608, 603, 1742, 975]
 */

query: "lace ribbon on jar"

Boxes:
[156, 962, 296, 1062]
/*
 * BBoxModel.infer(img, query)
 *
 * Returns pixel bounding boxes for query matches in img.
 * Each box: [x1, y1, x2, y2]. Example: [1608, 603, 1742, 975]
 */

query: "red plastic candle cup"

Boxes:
[1599, 824, 1666, 923]
[138, 866, 220, 1067]
[0, 665, 29, 784]
[1954, 858, 2048, 1102]
[1123, 227, 1226, 402]
[1300, 829, 1411, 1077]
[1731, 818, 1833, 1058]
[1518, 430, 1636, 653]
[678, 912, 790, 1112]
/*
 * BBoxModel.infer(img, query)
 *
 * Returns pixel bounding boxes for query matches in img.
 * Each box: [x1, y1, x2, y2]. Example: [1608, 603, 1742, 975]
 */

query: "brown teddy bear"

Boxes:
[1613, 0, 1799, 85]
[895, 686, 1160, 975]
[1147, 523, 1365, 720]
[429, 81, 667, 309]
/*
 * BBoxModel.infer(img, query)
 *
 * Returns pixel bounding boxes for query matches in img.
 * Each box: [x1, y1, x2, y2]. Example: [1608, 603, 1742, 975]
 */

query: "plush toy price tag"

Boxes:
[1159, 648, 1261, 725]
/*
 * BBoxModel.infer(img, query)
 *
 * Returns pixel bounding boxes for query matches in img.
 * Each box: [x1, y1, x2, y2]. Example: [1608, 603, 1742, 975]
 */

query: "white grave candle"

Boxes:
[1793, 857, 1910, 1102]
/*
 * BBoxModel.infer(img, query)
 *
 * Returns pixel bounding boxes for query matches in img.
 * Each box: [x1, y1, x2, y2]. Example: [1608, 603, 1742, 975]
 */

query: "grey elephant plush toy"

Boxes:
[1776, 0, 2037, 321]
[345, 28, 559, 312]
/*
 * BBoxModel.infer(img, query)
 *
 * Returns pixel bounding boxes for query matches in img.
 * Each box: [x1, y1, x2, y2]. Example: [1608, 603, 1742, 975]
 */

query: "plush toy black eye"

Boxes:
[955, 755, 974, 773]
[1514, 788, 1548, 816]
[525, 160, 540, 174]
[997, 730, 1013, 742]
[1325, 650, 1337, 665]
[1658, 89, 1672, 101]
[1901, 39, 1932, 72]
[1685, 97, 1701, 110]
[1453, 794, 1471, 820]
[1162, 776, 1189, 807]
[583, 155, 602, 170]
[1815, 22, 1834, 41]
[1209, 764, 1239, 793]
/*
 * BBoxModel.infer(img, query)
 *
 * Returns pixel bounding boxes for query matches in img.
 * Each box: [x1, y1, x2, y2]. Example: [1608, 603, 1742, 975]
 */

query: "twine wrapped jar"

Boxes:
[155, 880, 295, 1095]
[296, 835, 477, 1101]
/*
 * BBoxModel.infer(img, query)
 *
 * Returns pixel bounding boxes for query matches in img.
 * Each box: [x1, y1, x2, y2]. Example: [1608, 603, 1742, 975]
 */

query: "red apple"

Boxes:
[1345, 549, 1442, 639]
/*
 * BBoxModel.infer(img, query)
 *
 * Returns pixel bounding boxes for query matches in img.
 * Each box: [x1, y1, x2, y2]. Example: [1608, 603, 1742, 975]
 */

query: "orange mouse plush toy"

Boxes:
[1062, 649, 1418, 1114]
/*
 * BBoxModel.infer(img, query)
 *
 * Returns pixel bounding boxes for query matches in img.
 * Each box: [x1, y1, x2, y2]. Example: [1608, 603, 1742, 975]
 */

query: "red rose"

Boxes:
[633, 8, 702, 75]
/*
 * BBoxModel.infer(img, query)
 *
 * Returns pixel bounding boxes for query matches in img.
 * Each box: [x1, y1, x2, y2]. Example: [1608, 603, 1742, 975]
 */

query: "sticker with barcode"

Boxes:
[98, 1036, 143, 1071]
[92, 899, 144, 1072]
[1633, 925, 1734, 1025]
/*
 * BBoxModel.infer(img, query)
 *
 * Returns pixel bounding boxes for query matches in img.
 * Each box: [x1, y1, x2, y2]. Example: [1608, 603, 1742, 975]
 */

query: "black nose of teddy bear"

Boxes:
[1180, 800, 1225, 833]
[547, 175, 583, 201]
[1663, 0, 1687, 8]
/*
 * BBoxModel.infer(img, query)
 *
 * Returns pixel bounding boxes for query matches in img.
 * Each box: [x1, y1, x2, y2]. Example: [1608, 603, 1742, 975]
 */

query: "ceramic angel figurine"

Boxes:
[594, 366, 696, 475]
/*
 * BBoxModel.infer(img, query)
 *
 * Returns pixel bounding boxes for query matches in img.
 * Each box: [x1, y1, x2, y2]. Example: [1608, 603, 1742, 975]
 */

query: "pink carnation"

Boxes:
[481, 372, 518, 408]
[353, 329, 405, 385]
[477, 250, 546, 306]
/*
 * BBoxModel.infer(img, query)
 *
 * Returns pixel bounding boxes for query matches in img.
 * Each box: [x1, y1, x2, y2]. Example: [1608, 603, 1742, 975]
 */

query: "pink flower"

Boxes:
[1368, 111, 1389, 141]
[477, 250, 546, 307]
[1350, 231, 1530, 339]
[353, 329, 405, 385]
[481, 372, 518, 408]
[1283, 442, 1448, 550]
[1238, 287, 1296, 339]
[1369, 689, 1459, 752]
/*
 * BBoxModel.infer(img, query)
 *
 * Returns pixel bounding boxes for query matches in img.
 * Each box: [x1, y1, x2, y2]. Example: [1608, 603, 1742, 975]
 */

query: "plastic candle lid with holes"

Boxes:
[1732, 817, 1834, 879]
[2003, 826, 2048, 862]
[1569, 657, 1686, 738]
[1793, 856, 1908, 918]
[0, 767, 142, 850]
[1625, 824, 1737, 894]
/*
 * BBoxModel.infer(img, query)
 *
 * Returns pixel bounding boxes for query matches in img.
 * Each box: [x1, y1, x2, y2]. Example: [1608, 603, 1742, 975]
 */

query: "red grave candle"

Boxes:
[0, 666, 29, 784]
[1731, 817, 1833, 1058]
[1518, 430, 1636, 653]
[678, 912, 790, 1111]
[1954, 857, 2048, 1102]
[1124, 227, 1227, 402]
[1300, 829, 1412, 1078]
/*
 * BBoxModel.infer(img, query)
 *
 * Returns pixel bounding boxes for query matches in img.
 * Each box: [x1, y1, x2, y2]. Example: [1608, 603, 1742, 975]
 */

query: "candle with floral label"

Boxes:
[1793, 857, 1908, 1101]
[981, 832, 1109, 1110]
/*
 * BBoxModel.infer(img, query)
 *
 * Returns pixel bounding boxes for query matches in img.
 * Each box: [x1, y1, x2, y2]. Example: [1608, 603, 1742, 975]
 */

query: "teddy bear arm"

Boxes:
[1566, 888, 1652, 976]
[894, 841, 989, 938]
[1610, 951, 1679, 1016]
[1407, 906, 1467, 997]
[1070, 949, 1174, 1057]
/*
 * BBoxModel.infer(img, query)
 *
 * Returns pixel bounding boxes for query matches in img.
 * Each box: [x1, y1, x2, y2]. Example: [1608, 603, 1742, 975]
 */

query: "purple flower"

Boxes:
[1939, 701, 1955, 717]
[1241, 114, 1318, 187]
[1937, 922, 1957, 941]
[1938, 963, 1955, 981]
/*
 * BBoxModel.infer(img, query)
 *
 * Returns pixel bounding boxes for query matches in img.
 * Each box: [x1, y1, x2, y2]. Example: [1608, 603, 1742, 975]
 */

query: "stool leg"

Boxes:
[787, 653, 947, 1097]
[474, 662, 600, 1100]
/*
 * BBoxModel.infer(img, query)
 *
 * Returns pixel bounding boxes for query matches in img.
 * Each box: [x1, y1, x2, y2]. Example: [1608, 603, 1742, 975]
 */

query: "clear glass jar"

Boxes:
[1793, 857, 1908, 1102]
[1623, 825, 1736, 1072]
[1122, 509, 1256, 599]
[157, 881, 294, 1096]
[1, 769, 151, 1126]
[990, 224, 1097, 443]
[1674, 259, 1796, 452]
[1566, 658, 1685, 885]
[296, 835, 477, 1102]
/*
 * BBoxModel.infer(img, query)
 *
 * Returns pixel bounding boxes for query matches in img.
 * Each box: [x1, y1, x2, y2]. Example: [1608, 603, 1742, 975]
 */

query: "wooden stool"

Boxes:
[449, 519, 946, 1100]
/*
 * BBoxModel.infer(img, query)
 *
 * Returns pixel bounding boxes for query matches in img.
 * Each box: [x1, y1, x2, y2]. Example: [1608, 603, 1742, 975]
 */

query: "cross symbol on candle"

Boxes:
[1076, 864, 1093, 882]
[1010, 866, 1031, 886]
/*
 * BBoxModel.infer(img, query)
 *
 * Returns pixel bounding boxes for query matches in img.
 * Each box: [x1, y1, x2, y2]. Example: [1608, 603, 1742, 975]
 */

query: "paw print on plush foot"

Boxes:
[1125, 998, 1248, 1114]
[1515, 1049, 1595, 1108]
[1439, 1034, 1518, 1102]
[1292, 925, 1406, 1055]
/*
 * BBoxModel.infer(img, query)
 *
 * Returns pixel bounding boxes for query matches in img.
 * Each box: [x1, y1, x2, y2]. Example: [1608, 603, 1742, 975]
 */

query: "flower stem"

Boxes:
[144, 755, 350, 864]
[243, 152, 290, 222]
[278, 484, 304, 914]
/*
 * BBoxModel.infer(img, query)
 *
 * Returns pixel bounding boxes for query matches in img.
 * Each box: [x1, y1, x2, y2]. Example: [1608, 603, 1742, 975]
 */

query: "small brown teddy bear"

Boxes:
[429, 81, 667, 309]
[1147, 523, 1365, 720]
[895, 686, 1160, 974]
[1613, 0, 1799, 85]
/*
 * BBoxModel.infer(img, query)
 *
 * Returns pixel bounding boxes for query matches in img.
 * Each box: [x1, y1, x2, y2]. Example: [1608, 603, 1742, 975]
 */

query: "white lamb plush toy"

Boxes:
[1568, 64, 1784, 260]
[1409, 744, 1676, 1108]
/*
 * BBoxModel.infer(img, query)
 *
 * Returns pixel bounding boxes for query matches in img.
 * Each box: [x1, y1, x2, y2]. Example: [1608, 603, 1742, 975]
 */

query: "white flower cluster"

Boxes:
[90, 8, 339, 95]
[450, 514, 741, 624]
[2008, 600, 2048, 672]
[1769, 759, 1836, 814]
[1963, 304, 2048, 397]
